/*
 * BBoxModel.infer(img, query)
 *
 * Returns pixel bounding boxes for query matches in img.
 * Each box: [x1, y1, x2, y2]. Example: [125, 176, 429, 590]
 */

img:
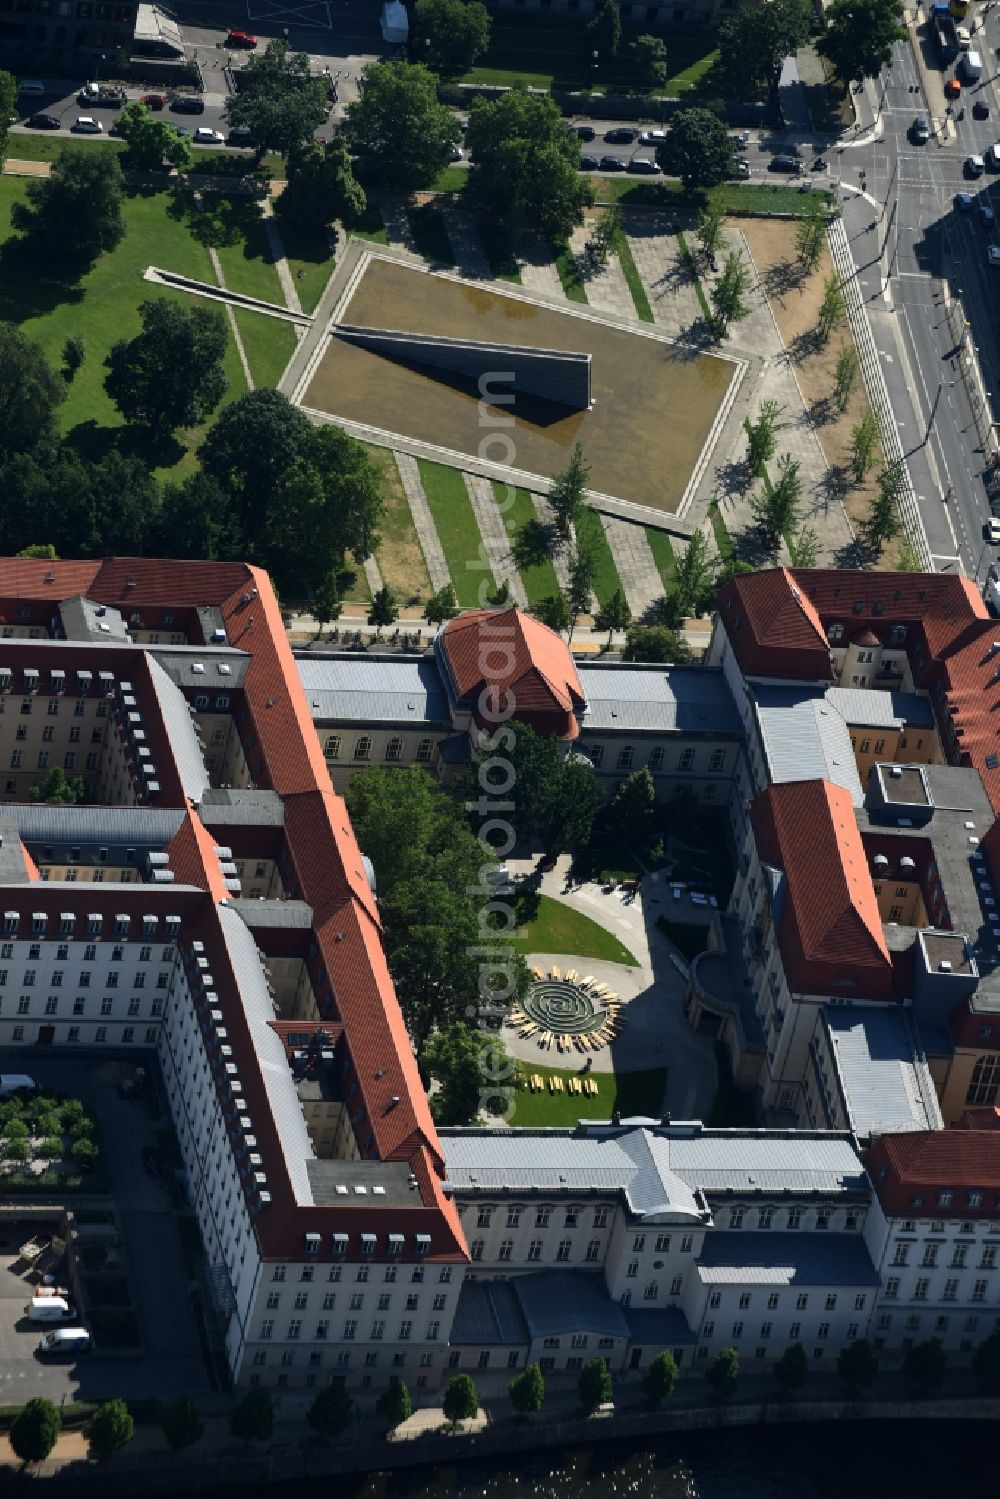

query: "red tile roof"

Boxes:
[164, 810, 232, 902]
[91, 558, 251, 611]
[865, 1128, 1000, 1217]
[715, 568, 833, 680]
[954, 1107, 1000, 1130]
[0, 559, 100, 600]
[751, 781, 896, 998]
[439, 608, 587, 738]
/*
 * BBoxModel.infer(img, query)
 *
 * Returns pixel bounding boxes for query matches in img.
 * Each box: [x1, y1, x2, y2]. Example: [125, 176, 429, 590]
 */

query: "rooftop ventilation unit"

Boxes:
[889, 767, 903, 779]
[938, 960, 953, 972]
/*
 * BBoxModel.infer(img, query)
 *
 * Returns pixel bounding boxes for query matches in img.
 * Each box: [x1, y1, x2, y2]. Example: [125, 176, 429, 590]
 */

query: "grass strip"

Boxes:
[206, 194, 283, 304]
[552, 237, 587, 302]
[478, 220, 521, 283]
[417, 459, 495, 608]
[644, 527, 677, 592]
[233, 310, 297, 390]
[575, 506, 623, 609]
[676, 228, 712, 324]
[406, 203, 455, 265]
[345, 201, 388, 245]
[612, 224, 653, 322]
[364, 445, 430, 606]
[493, 482, 559, 608]
[707, 498, 735, 563]
[509, 1063, 666, 1128]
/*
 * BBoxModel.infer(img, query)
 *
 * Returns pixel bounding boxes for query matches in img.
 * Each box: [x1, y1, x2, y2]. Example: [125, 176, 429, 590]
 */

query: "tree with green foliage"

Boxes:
[585, 0, 622, 63]
[817, 274, 845, 343]
[466, 86, 593, 242]
[443, 1373, 479, 1426]
[658, 108, 733, 195]
[746, 400, 782, 478]
[12, 145, 124, 268]
[487, 579, 512, 608]
[534, 592, 571, 633]
[623, 625, 693, 663]
[28, 767, 86, 805]
[10, 1397, 61, 1465]
[115, 102, 191, 170]
[859, 461, 902, 555]
[796, 198, 828, 270]
[774, 1342, 808, 1391]
[276, 136, 366, 228]
[590, 203, 621, 266]
[972, 1331, 1000, 1394]
[714, 0, 813, 101]
[675, 529, 715, 616]
[612, 768, 656, 841]
[230, 1388, 274, 1444]
[104, 299, 227, 437]
[426, 582, 460, 626]
[423, 1021, 514, 1125]
[706, 1346, 740, 1399]
[787, 524, 820, 568]
[578, 1356, 613, 1415]
[413, 0, 491, 77]
[752, 453, 802, 548]
[696, 203, 725, 266]
[716, 557, 755, 585]
[0, 324, 65, 461]
[345, 61, 459, 191]
[478, 718, 602, 857]
[594, 586, 631, 646]
[376, 1380, 412, 1429]
[153, 473, 226, 561]
[509, 1361, 545, 1415]
[837, 1338, 878, 1391]
[567, 542, 596, 643]
[903, 1337, 946, 1392]
[548, 443, 590, 541]
[307, 1380, 354, 1439]
[61, 336, 85, 382]
[850, 407, 879, 481]
[833, 345, 858, 412]
[87, 1399, 134, 1461]
[642, 1350, 679, 1406]
[312, 572, 343, 638]
[162, 1395, 204, 1452]
[226, 40, 331, 158]
[17, 544, 59, 560]
[0, 70, 16, 167]
[895, 536, 921, 571]
[819, 0, 905, 83]
[711, 250, 751, 336]
[368, 585, 399, 638]
[629, 33, 669, 90]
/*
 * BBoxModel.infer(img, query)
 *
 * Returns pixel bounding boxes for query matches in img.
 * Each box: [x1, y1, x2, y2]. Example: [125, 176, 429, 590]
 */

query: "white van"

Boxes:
[25, 1296, 73, 1322]
[37, 1328, 91, 1359]
[988, 142, 1000, 170]
[0, 1074, 36, 1097]
[962, 49, 983, 81]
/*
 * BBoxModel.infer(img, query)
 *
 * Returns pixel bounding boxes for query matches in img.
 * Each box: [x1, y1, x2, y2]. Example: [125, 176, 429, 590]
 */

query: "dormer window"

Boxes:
[828, 623, 844, 644]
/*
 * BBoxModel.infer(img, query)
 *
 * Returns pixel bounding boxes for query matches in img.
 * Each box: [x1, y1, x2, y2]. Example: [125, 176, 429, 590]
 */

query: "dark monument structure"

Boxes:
[333, 324, 593, 410]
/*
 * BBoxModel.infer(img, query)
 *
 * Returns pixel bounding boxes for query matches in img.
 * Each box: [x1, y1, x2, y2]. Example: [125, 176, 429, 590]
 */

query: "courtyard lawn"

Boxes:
[346, 201, 388, 245]
[575, 506, 624, 609]
[478, 221, 521, 283]
[613, 226, 653, 323]
[495, 483, 560, 608]
[407, 203, 455, 266]
[198, 193, 284, 305]
[364, 445, 432, 606]
[277, 219, 334, 315]
[3, 134, 125, 164]
[509, 1062, 665, 1127]
[513, 893, 638, 967]
[427, 166, 468, 194]
[552, 238, 587, 303]
[418, 460, 496, 608]
[233, 310, 297, 390]
[645, 527, 676, 592]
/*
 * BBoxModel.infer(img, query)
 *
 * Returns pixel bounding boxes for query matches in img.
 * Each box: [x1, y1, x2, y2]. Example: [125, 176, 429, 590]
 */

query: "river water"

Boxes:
[240, 1422, 985, 1499]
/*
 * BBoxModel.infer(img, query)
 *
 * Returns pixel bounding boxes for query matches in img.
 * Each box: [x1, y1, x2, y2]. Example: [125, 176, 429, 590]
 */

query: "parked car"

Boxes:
[956, 191, 974, 209]
[171, 95, 205, 114]
[627, 154, 661, 174]
[911, 116, 931, 143]
[225, 28, 257, 46]
[140, 93, 165, 110]
[974, 98, 990, 119]
[603, 126, 636, 144]
[0, 1074, 35, 1097]
[27, 112, 60, 129]
[171, 124, 191, 136]
[77, 82, 125, 107]
[731, 158, 751, 178]
[579, 154, 599, 171]
[450, 143, 464, 161]
[570, 123, 596, 141]
[980, 201, 995, 225]
[967, 154, 986, 176]
[227, 125, 252, 146]
[194, 126, 225, 145]
[37, 1328, 91, 1359]
[984, 517, 1000, 543]
[768, 154, 801, 173]
[988, 244, 1000, 266]
[730, 130, 750, 149]
[71, 116, 102, 133]
[598, 154, 627, 171]
[639, 128, 666, 145]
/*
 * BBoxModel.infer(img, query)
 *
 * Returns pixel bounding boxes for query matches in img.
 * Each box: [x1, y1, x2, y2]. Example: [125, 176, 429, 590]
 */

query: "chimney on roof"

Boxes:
[386, 1095, 400, 1112]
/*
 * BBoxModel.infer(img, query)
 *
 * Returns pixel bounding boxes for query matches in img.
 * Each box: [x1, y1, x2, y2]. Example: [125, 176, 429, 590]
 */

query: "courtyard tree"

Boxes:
[591, 203, 621, 267]
[796, 198, 828, 270]
[376, 1381, 412, 1430]
[312, 572, 343, 639]
[10, 1397, 61, 1466]
[548, 442, 590, 541]
[833, 345, 858, 412]
[643, 1351, 679, 1406]
[153, 473, 226, 561]
[817, 274, 845, 343]
[467, 86, 593, 242]
[345, 61, 459, 191]
[226, 39, 331, 158]
[17, 544, 58, 560]
[903, 1337, 946, 1392]
[87, 1400, 134, 1461]
[710, 250, 751, 337]
[412, 0, 491, 77]
[837, 1338, 878, 1392]
[859, 460, 903, 555]
[104, 299, 228, 437]
[579, 1357, 612, 1415]
[675, 529, 715, 616]
[752, 453, 802, 549]
[115, 102, 191, 171]
[630, 33, 669, 91]
[623, 625, 693, 663]
[483, 718, 602, 855]
[972, 1331, 1000, 1394]
[12, 145, 125, 268]
[276, 137, 366, 229]
[423, 1021, 515, 1125]
[657, 108, 732, 195]
[746, 399, 782, 477]
[443, 1373, 479, 1427]
[534, 592, 571, 633]
[713, 0, 813, 102]
[774, 1342, 808, 1391]
[612, 768, 656, 841]
[850, 407, 879, 480]
[0, 71, 15, 167]
[162, 1395, 204, 1452]
[230, 1388, 274, 1444]
[368, 585, 399, 638]
[819, 0, 905, 84]
[0, 324, 65, 461]
[787, 524, 820, 568]
[510, 1362, 546, 1416]
[28, 768, 85, 805]
[425, 583, 460, 626]
[696, 203, 725, 267]
[567, 541, 597, 643]
[594, 586, 632, 646]
[307, 1381, 353, 1439]
[706, 1346, 740, 1399]
[585, 0, 622, 64]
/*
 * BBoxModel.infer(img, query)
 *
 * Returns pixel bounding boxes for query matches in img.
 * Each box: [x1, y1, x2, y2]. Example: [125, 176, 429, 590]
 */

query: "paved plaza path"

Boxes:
[531, 494, 573, 590]
[395, 453, 451, 592]
[438, 203, 492, 280]
[516, 234, 566, 299]
[603, 517, 664, 618]
[625, 216, 704, 339]
[463, 474, 529, 607]
[568, 223, 635, 321]
[379, 196, 419, 256]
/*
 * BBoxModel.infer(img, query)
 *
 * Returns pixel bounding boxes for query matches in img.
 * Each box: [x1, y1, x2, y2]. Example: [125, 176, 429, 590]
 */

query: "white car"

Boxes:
[193, 126, 225, 145]
[639, 129, 666, 145]
[450, 144, 464, 161]
[72, 115, 102, 133]
[984, 517, 1000, 544]
[967, 154, 985, 177]
[989, 245, 1000, 266]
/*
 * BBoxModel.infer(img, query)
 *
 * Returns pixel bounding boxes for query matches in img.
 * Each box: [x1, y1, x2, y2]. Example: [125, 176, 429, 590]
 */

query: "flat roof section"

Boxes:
[879, 765, 930, 806]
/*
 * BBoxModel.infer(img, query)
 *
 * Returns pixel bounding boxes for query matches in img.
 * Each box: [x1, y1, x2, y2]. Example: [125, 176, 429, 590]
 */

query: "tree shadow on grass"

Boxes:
[167, 185, 273, 261]
[65, 418, 186, 472]
[0, 233, 85, 323]
[513, 516, 559, 570]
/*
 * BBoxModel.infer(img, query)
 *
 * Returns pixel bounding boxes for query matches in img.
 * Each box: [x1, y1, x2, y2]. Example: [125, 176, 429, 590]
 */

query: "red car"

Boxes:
[225, 29, 257, 47]
[140, 93, 165, 110]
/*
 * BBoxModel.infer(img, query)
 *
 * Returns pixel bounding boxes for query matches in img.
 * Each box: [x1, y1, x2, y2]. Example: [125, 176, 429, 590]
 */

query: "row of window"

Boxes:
[2, 967, 162, 986]
[7, 1024, 156, 1044]
[0, 698, 107, 717]
[9, 751, 100, 771]
[271, 1264, 452, 1285]
[586, 745, 728, 774]
[6, 725, 101, 743]
[708, 1291, 866, 1313]
[324, 735, 434, 765]
[704, 1321, 856, 1343]
[0, 943, 172, 960]
[727, 1206, 858, 1231]
[260, 1318, 441, 1343]
[251, 1348, 438, 1371]
[266, 1291, 448, 1313]
[884, 1276, 993, 1301]
[891, 1242, 996, 1269]
[475, 1206, 612, 1229]
[3, 995, 163, 1017]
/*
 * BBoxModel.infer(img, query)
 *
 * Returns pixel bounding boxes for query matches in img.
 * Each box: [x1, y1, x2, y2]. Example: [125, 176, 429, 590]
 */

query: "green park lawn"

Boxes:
[513, 893, 637, 966]
[509, 1061, 665, 1127]
[575, 507, 624, 609]
[418, 460, 496, 608]
[365, 445, 431, 606]
[645, 527, 676, 593]
[197, 192, 285, 304]
[494, 483, 560, 608]
[277, 219, 335, 315]
[233, 310, 298, 391]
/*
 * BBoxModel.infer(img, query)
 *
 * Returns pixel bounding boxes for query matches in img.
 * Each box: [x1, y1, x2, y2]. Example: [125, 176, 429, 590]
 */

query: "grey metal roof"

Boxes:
[825, 686, 935, 730]
[666, 1132, 869, 1195]
[1, 805, 186, 871]
[451, 1280, 530, 1347]
[229, 899, 314, 929]
[145, 655, 210, 805]
[59, 596, 129, 643]
[697, 1231, 880, 1286]
[296, 655, 450, 725]
[623, 1305, 697, 1345]
[150, 646, 251, 690]
[443, 1132, 638, 1196]
[200, 789, 285, 825]
[752, 685, 862, 804]
[512, 1270, 629, 1339]
[826, 1007, 942, 1136]
[577, 665, 742, 736]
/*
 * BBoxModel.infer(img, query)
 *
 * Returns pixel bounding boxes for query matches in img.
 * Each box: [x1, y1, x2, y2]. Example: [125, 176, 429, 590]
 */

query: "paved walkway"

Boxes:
[395, 453, 451, 592]
[463, 474, 529, 606]
[626, 215, 704, 339]
[603, 518, 664, 618]
[379, 196, 418, 256]
[516, 234, 565, 299]
[439, 203, 492, 280]
[261, 197, 303, 317]
[531, 494, 572, 590]
[568, 224, 635, 321]
[364, 555, 384, 594]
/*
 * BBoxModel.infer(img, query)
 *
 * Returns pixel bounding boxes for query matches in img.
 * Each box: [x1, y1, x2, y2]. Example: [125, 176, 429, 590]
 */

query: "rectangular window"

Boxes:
[709, 748, 726, 772]
[649, 747, 665, 772]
